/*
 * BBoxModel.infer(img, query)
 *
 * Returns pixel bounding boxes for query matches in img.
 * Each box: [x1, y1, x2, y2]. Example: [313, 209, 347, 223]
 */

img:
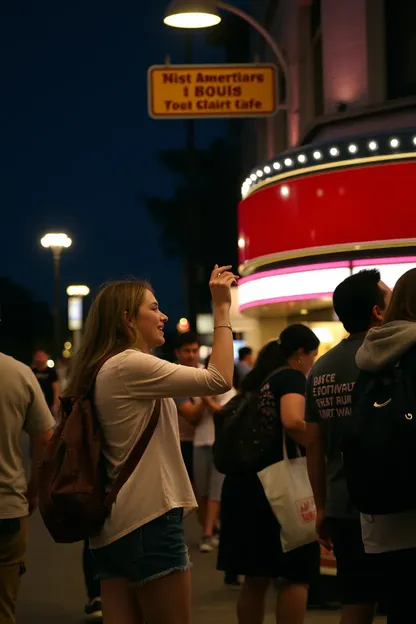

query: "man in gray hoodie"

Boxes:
[355, 267, 416, 623]
[306, 269, 391, 624]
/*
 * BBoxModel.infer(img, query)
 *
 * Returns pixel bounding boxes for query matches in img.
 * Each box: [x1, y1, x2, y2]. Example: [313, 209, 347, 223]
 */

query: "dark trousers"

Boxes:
[372, 548, 416, 624]
[83, 541, 101, 601]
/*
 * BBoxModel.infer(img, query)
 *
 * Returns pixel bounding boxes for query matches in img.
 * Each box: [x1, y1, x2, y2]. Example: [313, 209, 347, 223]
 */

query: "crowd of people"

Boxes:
[1, 263, 416, 624]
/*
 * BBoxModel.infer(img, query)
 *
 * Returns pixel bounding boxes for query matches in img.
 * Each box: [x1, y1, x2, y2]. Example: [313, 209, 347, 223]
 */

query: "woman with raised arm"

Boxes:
[65, 265, 238, 624]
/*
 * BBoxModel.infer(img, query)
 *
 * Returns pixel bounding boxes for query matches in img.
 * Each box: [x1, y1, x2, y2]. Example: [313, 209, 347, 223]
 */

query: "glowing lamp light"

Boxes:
[164, 1, 221, 29]
[238, 237, 246, 250]
[64, 341, 72, 350]
[177, 317, 190, 333]
[41, 233, 72, 249]
[66, 285, 90, 297]
[47, 359, 55, 368]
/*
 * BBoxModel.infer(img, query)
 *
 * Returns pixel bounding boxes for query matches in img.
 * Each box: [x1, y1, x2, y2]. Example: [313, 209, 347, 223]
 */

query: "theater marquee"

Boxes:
[147, 63, 277, 119]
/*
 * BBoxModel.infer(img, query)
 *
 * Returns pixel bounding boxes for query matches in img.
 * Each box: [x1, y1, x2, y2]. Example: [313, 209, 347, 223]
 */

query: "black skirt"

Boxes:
[217, 473, 319, 583]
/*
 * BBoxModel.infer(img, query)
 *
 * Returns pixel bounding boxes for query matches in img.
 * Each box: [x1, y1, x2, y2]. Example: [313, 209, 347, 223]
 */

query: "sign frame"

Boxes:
[147, 63, 278, 120]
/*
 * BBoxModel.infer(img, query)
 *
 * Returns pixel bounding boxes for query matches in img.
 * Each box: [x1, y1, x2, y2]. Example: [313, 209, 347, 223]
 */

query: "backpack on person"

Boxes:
[38, 376, 160, 544]
[342, 352, 416, 515]
[213, 367, 289, 476]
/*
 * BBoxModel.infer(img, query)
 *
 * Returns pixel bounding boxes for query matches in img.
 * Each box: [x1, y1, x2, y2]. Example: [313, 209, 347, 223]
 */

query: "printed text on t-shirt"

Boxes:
[312, 374, 355, 419]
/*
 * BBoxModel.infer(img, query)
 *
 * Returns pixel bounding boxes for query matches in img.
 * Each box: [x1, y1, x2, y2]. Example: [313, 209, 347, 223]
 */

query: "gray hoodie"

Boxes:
[356, 321, 416, 554]
[356, 320, 416, 372]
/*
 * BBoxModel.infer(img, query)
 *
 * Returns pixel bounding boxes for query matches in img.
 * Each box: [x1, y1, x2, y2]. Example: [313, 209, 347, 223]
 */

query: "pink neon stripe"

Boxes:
[239, 261, 350, 285]
[352, 256, 416, 267]
[239, 292, 333, 311]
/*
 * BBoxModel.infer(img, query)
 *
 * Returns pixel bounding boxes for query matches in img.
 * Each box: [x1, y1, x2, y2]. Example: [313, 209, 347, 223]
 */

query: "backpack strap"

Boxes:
[261, 365, 292, 390]
[104, 399, 161, 509]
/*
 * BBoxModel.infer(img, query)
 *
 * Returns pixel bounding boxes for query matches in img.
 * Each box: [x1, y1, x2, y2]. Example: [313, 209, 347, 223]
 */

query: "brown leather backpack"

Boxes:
[38, 373, 161, 544]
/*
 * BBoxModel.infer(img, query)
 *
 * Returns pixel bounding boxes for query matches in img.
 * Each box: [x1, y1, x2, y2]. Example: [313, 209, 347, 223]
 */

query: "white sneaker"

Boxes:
[199, 536, 214, 553]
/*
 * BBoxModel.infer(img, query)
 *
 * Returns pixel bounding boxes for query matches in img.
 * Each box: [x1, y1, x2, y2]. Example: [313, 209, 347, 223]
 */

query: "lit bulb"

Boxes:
[390, 138, 399, 148]
[284, 158, 293, 167]
[329, 147, 339, 157]
[280, 185, 290, 198]
[264, 166, 271, 174]
[250, 173, 257, 181]
[256, 170, 263, 177]
[238, 237, 245, 249]
[297, 154, 306, 163]
[368, 141, 378, 151]
[413, 137, 416, 146]
[313, 151, 322, 160]
[273, 162, 281, 170]
[348, 144, 358, 154]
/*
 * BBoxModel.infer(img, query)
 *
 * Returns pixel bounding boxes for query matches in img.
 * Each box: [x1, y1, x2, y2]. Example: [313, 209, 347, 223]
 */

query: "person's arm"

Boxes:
[24, 371, 56, 513]
[280, 393, 310, 447]
[52, 381, 60, 413]
[201, 395, 222, 413]
[177, 399, 205, 425]
[306, 423, 327, 514]
[27, 429, 54, 514]
[120, 265, 238, 399]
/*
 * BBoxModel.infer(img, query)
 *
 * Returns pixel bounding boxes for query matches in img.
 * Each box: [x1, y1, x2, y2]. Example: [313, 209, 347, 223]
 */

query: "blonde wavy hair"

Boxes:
[65, 279, 151, 397]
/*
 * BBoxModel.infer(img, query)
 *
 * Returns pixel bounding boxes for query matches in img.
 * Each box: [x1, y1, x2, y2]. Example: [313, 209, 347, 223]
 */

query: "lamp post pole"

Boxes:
[41, 233, 72, 360]
[164, 0, 293, 155]
[216, 1, 292, 155]
[52, 247, 62, 360]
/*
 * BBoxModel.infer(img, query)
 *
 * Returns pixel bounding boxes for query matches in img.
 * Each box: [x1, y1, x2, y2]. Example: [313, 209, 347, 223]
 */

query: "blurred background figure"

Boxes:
[31, 350, 60, 416]
[174, 332, 205, 487]
[236, 346, 254, 382]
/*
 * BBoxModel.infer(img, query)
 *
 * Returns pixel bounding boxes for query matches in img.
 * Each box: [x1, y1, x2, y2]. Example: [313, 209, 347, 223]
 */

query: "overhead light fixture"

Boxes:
[163, 0, 221, 28]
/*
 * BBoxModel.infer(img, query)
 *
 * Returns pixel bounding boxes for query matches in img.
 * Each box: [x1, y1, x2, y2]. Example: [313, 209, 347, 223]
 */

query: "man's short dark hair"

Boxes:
[239, 346, 253, 361]
[333, 269, 385, 334]
[176, 331, 200, 350]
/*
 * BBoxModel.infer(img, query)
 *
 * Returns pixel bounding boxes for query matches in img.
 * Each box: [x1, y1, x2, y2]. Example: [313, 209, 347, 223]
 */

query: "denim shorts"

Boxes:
[91, 508, 189, 586]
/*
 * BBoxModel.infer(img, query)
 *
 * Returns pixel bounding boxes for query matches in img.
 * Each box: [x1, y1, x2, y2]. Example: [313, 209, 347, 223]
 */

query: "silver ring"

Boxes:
[217, 272, 222, 277]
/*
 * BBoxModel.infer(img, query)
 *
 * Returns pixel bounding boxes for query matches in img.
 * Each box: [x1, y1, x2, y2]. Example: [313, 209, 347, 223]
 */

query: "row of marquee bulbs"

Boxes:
[241, 135, 416, 198]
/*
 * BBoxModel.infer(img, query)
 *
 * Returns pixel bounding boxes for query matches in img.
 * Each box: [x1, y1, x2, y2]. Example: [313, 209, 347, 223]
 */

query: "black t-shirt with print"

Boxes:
[260, 367, 307, 467]
[32, 366, 58, 408]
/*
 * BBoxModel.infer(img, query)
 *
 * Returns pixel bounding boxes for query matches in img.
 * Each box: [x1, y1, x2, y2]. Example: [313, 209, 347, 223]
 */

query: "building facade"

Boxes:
[233, 0, 416, 354]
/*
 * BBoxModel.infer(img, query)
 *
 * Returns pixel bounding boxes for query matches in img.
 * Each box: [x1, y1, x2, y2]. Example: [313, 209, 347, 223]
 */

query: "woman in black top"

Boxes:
[217, 324, 320, 624]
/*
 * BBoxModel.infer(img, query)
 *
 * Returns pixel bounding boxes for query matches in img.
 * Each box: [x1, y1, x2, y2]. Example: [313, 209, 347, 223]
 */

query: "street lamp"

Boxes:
[164, 0, 221, 27]
[163, 0, 292, 153]
[66, 285, 90, 354]
[41, 232, 72, 359]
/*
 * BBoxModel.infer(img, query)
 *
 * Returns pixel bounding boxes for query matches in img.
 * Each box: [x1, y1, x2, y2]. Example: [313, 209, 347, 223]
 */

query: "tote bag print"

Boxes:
[258, 433, 317, 552]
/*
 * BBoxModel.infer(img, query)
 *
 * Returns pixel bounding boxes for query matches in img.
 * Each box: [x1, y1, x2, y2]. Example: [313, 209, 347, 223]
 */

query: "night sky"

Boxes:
[0, 0, 228, 323]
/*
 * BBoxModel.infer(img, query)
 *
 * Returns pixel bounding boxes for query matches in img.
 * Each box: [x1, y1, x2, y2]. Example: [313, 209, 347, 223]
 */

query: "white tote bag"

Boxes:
[257, 432, 317, 552]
